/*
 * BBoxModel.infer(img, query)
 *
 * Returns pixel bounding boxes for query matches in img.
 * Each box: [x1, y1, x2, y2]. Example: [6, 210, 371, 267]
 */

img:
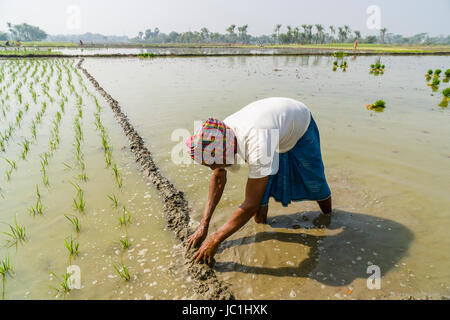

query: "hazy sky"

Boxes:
[1, 0, 449, 37]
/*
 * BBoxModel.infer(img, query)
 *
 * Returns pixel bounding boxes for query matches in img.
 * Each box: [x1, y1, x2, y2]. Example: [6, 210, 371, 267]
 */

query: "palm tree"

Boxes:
[329, 25, 336, 42]
[274, 24, 282, 44]
[344, 25, 351, 42]
[200, 28, 209, 42]
[226, 24, 236, 43]
[338, 27, 346, 42]
[241, 24, 249, 43]
[286, 25, 293, 43]
[315, 24, 324, 43]
[293, 27, 300, 43]
[354, 30, 361, 40]
[306, 25, 313, 43]
[380, 27, 388, 44]
[301, 24, 308, 44]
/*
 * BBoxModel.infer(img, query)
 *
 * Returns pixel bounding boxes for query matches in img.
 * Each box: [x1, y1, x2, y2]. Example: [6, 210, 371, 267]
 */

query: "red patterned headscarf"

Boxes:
[185, 118, 235, 165]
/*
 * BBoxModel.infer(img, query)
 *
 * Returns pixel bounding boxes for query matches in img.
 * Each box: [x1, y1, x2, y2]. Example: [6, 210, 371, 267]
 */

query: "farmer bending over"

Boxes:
[185, 97, 332, 264]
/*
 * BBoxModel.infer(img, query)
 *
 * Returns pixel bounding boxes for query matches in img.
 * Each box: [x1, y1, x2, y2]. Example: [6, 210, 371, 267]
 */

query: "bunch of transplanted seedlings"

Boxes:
[332, 59, 347, 72]
[444, 69, 450, 83]
[439, 87, 450, 108]
[370, 59, 385, 75]
[426, 69, 446, 92]
[366, 100, 387, 112]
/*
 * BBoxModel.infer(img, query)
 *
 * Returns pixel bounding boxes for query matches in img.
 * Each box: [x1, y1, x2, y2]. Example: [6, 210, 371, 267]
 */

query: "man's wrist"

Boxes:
[200, 218, 210, 228]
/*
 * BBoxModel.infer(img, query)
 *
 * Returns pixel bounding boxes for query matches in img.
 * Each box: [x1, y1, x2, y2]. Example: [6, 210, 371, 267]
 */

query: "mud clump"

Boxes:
[77, 58, 234, 300]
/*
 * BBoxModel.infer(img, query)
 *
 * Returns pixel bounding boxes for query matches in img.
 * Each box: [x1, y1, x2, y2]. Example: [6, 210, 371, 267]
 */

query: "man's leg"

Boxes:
[317, 196, 332, 215]
[254, 205, 268, 224]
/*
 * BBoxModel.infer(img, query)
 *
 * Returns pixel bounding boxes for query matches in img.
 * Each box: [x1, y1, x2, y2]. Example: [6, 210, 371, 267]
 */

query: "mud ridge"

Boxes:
[76, 58, 234, 300]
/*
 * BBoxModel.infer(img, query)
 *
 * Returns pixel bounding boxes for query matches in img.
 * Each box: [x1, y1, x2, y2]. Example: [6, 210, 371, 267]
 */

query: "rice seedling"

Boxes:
[5, 168, 12, 181]
[104, 150, 112, 168]
[35, 184, 41, 200]
[113, 261, 131, 281]
[119, 236, 130, 249]
[28, 199, 44, 216]
[78, 171, 88, 182]
[31, 90, 37, 104]
[64, 215, 80, 233]
[30, 122, 37, 140]
[64, 235, 79, 256]
[20, 139, 30, 160]
[42, 172, 50, 187]
[48, 270, 71, 296]
[112, 164, 122, 188]
[2, 216, 27, 247]
[71, 182, 86, 213]
[59, 100, 65, 113]
[0, 256, 13, 277]
[3, 158, 17, 171]
[108, 194, 119, 208]
[118, 207, 131, 226]
[0, 255, 13, 300]
[366, 100, 386, 112]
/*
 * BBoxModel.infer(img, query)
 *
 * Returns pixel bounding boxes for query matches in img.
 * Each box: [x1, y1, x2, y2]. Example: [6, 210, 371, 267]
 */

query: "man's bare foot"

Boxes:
[254, 205, 268, 224]
[317, 196, 332, 215]
[313, 213, 332, 228]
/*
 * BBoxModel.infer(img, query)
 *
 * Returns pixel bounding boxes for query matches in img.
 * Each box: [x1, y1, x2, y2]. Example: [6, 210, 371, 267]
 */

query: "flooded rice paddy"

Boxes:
[0, 54, 449, 299]
[0, 58, 198, 299]
[83, 55, 449, 299]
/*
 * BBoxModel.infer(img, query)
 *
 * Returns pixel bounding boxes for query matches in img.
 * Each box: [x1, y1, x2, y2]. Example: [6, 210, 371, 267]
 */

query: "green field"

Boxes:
[1, 41, 449, 56]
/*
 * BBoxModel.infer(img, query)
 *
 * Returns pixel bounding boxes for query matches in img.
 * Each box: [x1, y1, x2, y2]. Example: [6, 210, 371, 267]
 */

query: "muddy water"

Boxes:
[84, 55, 450, 299]
[0, 59, 198, 299]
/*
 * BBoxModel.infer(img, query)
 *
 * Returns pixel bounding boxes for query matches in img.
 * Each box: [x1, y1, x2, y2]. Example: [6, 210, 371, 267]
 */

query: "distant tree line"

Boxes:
[1, 23, 47, 41]
[132, 24, 450, 45]
[1, 22, 449, 45]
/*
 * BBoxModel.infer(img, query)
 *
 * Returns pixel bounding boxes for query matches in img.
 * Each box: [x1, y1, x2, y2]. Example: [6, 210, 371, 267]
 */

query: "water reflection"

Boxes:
[215, 210, 413, 286]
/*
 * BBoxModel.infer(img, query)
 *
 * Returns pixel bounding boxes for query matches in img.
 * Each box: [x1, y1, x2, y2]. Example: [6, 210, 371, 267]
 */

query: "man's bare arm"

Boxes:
[186, 168, 227, 251]
[193, 176, 269, 264]
[201, 168, 227, 226]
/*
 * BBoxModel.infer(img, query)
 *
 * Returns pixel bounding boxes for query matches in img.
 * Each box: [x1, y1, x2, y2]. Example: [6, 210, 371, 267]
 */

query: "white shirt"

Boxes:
[223, 97, 311, 179]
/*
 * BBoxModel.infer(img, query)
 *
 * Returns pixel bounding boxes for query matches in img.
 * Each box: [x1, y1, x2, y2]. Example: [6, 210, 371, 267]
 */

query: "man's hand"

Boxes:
[186, 224, 208, 252]
[192, 234, 221, 265]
